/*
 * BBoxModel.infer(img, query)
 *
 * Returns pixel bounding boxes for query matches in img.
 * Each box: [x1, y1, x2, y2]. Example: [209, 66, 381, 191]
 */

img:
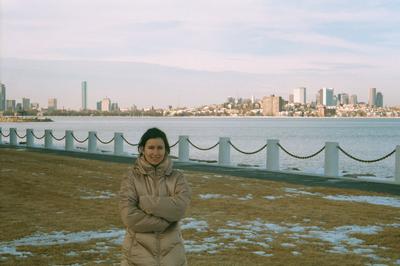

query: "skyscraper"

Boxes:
[293, 87, 306, 104]
[82, 81, 87, 111]
[376, 92, 383, 107]
[262, 95, 284, 116]
[101, 98, 111, 112]
[22, 98, 31, 111]
[369, 88, 376, 106]
[0, 83, 6, 111]
[48, 98, 58, 111]
[350, 95, 358, 105]
[322, 88, 334, 106]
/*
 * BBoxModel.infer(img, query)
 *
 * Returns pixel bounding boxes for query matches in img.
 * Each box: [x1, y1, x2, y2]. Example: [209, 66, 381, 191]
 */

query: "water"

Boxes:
[1, 116, 399, 179]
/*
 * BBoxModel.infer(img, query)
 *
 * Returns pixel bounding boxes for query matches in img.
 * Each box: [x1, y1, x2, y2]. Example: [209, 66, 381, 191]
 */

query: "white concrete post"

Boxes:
[218, 137, 230, 166]
[178, 135, 189, 162]
[10, 128, 17, 146]
[395, 145, 400, 184]
[267, 139, 279, 171]
[44, 129, 53, 149]
[0, 127, 2, 144]
[26, 129, 34, 147]
[324, 142, 339, 177]
[65, 130, 74, 151]
[88, 131, 97, 153]
[114, 132, 124, 155]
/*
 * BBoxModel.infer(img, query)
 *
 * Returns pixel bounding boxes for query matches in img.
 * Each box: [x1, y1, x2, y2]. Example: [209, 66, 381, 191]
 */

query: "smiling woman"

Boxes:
[119, 127, 191, 266]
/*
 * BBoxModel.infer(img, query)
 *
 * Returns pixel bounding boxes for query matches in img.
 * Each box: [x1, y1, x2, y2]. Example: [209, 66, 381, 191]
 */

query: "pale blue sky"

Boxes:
[1, 0, 399, 109]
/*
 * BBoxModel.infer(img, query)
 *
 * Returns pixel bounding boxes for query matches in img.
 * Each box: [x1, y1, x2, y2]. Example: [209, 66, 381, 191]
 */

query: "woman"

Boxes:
[119, 128, 191, 266]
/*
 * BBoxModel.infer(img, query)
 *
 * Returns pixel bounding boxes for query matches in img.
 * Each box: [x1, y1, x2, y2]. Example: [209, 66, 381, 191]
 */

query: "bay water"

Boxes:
[2, 116, 399, 180]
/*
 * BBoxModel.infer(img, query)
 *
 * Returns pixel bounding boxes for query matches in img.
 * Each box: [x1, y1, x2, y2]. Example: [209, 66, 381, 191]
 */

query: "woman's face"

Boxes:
[143, 137, 166, 166]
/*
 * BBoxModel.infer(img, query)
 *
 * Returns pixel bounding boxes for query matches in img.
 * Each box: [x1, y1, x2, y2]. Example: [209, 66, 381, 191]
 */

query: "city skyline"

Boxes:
[1, 1, 399, 108]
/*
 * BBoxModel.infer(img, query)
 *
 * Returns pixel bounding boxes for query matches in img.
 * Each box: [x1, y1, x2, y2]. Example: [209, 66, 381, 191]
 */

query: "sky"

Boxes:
[1, 0, 400, 109]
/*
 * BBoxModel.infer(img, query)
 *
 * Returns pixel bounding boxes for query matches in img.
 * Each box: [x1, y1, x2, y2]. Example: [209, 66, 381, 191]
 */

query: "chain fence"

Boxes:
[278, 143, 325, 159]
[228, 141, 267, 155]
[15, 130, 27, 139]
[170, 140, 179, 148]
[338, 146, 396, 163]
[71, 133, 89, 143]
[187, 139, 219, 151]
[121, 135, 138, 146]
[94, 133, 115, 144]
[32, 132, 46, 140]
[50, 132, 66, 141]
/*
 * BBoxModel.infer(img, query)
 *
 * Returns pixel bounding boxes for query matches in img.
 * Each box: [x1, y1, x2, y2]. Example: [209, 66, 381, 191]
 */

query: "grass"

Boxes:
[1, 148, 400, 265]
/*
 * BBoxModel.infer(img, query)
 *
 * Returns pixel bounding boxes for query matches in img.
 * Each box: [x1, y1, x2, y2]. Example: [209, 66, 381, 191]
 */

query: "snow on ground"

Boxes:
[79, 189, 115, 200]
[199, 194, 229, 199]
[1, 217, 399, 264]
[283, 187, 400, 208]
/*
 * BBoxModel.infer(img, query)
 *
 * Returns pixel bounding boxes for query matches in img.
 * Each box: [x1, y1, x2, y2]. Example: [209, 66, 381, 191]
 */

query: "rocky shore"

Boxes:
[0, 116, 53, 122]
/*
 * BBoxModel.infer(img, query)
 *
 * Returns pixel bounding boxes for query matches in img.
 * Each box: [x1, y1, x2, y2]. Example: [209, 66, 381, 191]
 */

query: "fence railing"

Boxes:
[1, 127, 399, 184]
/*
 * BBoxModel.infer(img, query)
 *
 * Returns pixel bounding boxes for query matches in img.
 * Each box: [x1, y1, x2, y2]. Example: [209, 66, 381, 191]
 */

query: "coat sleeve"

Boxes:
[119, 171, 170, 233]
[139, 171, 191, 222]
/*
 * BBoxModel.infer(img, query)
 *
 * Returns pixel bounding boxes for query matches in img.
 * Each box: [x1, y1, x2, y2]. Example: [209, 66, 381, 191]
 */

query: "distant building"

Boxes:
[369, 88, 376, 106]
[315, 89, 324, 105]
[318, 106, 336, 117]
[22, 98, 31, 111]
[293, 87, 306, 104]
[262, 95, 284, 116]
[6, 99, 16, 112]
[376, 92, 383, 107]
[82, 81, 87, 111]
[48, 98, 58, 111]
[16, 103, 22, 112]
[101, 98, 111, 112]
[337, 93, 349, 105]
[350, 95, 358, 105]
[288, 94, 294, 104]
[322, 88, 334, 106]
[96, 101, 102, 111]
[111, 102, 119, 111]
[0, 83, 5, 111]
[31, 103, 40, 110]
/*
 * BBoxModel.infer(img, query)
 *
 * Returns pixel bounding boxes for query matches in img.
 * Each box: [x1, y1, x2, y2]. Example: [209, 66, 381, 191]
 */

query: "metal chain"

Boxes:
[31, 131, 46, 140]
[170, 140, 179, 148]
[278, 143, 325, 159]
[187, 139, 219, 151]
[338, 146, 396, 163]
[71, 132, 89, 143]
[121, 135, 138, 146]
[15, 130, 27, 139]
[50, 132, 66, 141]
[0, 129, 11, 138]
[94, 133, 115, 144]
[228, 141, 267, 155]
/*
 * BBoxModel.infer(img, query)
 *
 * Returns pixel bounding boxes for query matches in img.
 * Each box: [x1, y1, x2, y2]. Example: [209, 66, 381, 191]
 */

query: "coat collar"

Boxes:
[134, 155, 173, 177]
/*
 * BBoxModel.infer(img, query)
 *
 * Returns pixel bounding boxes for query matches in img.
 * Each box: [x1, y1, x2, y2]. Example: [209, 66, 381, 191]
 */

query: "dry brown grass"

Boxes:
[1, 148, 399, 266]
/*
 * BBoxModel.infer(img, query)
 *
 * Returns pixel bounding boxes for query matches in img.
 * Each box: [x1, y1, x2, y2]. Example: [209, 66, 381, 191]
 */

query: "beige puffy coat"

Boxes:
[119, 156, 191, 266]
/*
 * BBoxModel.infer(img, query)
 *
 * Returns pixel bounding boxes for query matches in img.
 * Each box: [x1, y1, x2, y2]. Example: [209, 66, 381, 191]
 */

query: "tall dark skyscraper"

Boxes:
[0, 83, 6, 111]
[82, 81, 87, 110]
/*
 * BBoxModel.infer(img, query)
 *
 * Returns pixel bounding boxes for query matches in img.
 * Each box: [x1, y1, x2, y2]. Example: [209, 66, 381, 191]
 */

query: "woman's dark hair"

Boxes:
[138, 127, 170, 154]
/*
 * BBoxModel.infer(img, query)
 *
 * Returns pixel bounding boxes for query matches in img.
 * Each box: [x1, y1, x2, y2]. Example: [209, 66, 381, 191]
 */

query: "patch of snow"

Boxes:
[292, 251, 301, 256]
[323, 195, 400, 208]
[252, 251, 273, 257]
[263, 195, 283, 200]
[281, 243, 296, 248]
[284, 188, 321, 196]
[238, 194, 253, 200]
[181, 218, 208, 232]
[199, 194, 229, 200]
[183, 240, 219, 253]
[80, 191, 115, 200]
[66, 251, 78, 256]
[0, 246, 32, 257]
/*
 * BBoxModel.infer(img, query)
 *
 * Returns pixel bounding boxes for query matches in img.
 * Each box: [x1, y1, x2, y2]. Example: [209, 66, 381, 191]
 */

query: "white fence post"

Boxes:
[26, 129, 34, 147]
[44, 129, 53, 149]
[267, 139, 279, 171]
[65, 130, 74, 151]
[178, 135, 189, 162]
[10, 128, 17, 146]
[88, 131, 97, 153]
[114, 132, 124, 155]
[218, 137, 230, 166]
[325, 142, 339, 177]
[395, 145, 400, 184]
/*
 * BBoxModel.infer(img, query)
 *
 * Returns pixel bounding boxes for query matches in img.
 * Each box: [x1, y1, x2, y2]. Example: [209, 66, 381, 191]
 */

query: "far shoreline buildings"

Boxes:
[82, 81, 88, 111]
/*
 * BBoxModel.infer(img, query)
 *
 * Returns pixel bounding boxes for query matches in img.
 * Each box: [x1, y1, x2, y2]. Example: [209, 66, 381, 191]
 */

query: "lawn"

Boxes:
[1, 148, 399, 265]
